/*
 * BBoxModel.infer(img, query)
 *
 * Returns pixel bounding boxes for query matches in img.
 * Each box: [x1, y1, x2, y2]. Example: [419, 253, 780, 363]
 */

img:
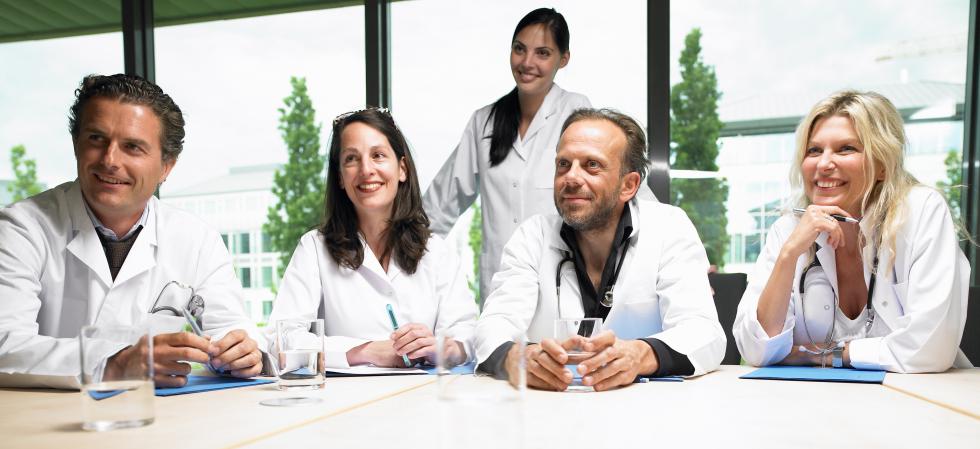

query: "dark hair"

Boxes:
[486, 8, 570, 166]
[561, 108, 649, 181]
[321, 109, 430, 274]
[68, 74, 185, 162]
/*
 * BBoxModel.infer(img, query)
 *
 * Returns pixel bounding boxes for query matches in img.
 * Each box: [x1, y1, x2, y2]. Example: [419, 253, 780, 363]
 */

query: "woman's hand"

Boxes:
[782, 205, 854, 259]
[346, 340, 406, 367]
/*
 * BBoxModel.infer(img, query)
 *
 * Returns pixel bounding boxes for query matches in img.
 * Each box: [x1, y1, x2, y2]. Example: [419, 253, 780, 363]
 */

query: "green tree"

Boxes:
[467, 200, 482, 301]
[7, 145, 43, 203]
[936, 148, 962, 224]
[264, 77, 326, 278]
[669, 28, 729, 268]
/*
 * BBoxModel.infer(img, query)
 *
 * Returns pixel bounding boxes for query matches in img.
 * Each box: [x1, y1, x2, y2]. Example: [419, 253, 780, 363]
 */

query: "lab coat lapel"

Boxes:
[513, 85, 562, 160]
[113, 198, 158, 286]
[65, 182, 112, 288]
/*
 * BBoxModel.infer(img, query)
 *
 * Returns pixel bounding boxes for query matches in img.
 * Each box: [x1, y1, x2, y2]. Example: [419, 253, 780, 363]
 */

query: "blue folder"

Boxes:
[87, 376, 275, 401]
[740, 366, 886, 384]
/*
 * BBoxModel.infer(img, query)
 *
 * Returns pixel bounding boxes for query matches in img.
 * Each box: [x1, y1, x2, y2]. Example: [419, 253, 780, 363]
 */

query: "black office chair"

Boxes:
[961, 286, 980, 365]
[708, 272, 747, 365]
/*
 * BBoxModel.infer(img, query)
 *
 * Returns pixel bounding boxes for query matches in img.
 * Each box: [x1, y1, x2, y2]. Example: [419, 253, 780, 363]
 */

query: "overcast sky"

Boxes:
[0, 0, 969, 193]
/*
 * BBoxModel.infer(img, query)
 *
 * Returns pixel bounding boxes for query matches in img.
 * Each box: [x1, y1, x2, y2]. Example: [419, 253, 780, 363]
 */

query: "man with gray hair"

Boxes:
[475, 108, 725, 391]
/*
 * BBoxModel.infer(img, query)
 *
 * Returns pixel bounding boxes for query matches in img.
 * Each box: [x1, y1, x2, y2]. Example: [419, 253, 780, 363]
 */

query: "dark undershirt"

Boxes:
[478, 205, 695, 379]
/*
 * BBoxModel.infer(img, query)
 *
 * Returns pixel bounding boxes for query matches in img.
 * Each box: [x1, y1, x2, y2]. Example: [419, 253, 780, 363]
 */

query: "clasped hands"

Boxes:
[347, 323, 466, 368]
[505, 330, 659, 392]
[106, 329, 263, 387]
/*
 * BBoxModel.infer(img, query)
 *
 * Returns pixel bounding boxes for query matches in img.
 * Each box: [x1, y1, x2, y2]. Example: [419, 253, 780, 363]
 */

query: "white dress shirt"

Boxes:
[267, 230, 478, 368]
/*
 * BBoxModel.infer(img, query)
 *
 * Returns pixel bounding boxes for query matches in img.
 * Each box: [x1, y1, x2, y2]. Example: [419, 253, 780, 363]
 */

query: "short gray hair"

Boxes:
[560, 108, 648, 181]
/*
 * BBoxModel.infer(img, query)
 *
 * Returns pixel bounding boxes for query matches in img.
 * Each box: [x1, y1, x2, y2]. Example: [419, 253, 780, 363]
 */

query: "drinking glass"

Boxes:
[259, 319, 325, 407]
[79, 324, 155, 431]
[553, 317, 603, 392]
[437, 330, 525, 449]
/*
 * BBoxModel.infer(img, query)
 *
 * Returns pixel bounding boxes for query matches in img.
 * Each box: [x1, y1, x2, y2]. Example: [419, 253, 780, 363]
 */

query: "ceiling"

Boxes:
[0, 0, 363, 43]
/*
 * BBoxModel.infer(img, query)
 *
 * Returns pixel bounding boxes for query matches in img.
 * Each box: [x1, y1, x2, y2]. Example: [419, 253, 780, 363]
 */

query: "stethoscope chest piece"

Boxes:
[600, 290, 614, 308]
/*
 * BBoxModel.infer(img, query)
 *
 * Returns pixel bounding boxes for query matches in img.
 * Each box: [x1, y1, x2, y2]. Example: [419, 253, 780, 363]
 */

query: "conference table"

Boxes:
[2, 366, 977, 449]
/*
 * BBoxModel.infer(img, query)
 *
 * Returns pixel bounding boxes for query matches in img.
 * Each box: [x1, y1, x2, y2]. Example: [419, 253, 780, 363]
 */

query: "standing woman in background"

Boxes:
[423, 8, 590, 304]
[733, 90, 971, 373]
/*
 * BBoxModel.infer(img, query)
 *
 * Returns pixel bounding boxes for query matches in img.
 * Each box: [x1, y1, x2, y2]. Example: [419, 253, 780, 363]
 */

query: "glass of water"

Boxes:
[79, 324, 155, 431]
[274, 318, 325, 390]
[437, 330, 525, 449]
[554, 317, 603, 392]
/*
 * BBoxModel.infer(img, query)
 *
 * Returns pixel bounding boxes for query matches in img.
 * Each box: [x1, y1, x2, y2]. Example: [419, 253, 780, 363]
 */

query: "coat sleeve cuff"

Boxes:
[476, 341, 514, 380]
[639, 338, 694, 377]
[847, 337, 883, 370]
[738, 314, 795, 365]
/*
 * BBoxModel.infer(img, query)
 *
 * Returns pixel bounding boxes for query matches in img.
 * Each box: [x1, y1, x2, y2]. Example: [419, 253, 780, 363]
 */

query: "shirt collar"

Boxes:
[82, 199, 151, 242]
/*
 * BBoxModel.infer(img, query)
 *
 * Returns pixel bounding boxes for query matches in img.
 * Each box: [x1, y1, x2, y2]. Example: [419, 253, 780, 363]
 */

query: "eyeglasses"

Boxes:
[149, 281, 205, 329]
[332, 106, 391, 126]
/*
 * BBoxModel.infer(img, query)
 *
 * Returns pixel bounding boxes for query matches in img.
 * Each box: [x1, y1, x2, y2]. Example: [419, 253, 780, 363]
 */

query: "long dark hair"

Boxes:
[486, 8, 570, 166]
[321, 109, 430, 274]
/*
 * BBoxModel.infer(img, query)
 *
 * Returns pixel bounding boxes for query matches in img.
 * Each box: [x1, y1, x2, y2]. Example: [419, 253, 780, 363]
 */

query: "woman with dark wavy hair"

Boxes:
[268, 108, 477, 368]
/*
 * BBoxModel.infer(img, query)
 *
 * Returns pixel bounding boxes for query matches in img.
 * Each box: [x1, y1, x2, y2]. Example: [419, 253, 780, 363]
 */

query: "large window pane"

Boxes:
[155, 7, 366, 323]
[0, 33, 123, 206]
[671, 0, 970, 273]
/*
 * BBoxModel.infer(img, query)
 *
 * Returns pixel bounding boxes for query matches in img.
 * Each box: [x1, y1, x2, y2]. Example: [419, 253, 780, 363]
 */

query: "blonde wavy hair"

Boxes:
[789, 90, 920, 272]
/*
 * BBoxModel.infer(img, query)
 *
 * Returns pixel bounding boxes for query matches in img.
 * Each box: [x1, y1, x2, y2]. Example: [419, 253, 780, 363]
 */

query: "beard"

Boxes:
[555, 185, 619, 232]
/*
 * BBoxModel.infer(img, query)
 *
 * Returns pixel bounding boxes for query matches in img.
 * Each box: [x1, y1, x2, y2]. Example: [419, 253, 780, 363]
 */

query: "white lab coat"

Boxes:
[0, 181, 262, 389]
[266, 230, 478, 368]
[474, 198, 726, 376]
[423, 84, 591, 303]
[734, 187, 972, 373]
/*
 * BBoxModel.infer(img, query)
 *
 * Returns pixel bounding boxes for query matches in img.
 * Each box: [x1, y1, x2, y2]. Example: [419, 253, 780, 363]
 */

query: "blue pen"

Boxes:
[386, 304, 412, 367]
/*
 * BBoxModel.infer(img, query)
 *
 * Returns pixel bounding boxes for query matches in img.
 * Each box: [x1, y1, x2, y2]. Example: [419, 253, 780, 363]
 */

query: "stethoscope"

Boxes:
[797, 244, 878, 348]
[555, 238, 630, 319]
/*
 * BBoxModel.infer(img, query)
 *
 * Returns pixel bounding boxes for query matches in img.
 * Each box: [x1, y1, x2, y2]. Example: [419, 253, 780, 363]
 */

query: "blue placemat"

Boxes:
[422, 362, 476, 375]
[87, 375, 274, 400]
[155, 375, 275, 396]
[740, 366, 886, 384]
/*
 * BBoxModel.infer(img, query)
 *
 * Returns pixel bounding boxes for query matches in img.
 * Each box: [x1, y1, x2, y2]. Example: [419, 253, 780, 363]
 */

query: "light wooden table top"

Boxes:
[0, 374, 434, 449]
[238, 366, 980, 449]
[884, 368, 980, 419]
[3, 366, 977, 449]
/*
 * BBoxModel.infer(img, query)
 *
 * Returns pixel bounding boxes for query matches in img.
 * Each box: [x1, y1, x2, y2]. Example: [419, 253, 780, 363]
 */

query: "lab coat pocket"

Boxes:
[886, 281, 911, 330]
[615, 297, 661, 338]
[147, 313, 187, 336]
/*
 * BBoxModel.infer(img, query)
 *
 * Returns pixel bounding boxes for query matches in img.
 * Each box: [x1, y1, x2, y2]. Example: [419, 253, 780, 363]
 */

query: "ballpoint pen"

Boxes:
[182, 305, 226, 375]
[386, 304, 412, 367]
[792, 208, 860, 224]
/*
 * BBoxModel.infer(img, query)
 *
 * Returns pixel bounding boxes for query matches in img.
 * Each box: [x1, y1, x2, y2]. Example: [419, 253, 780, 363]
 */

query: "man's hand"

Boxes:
[506, 339, 573, 391]
[209, 329, 263, 378]
[106, 332, 211, 388]
[577, 330, 659, 391]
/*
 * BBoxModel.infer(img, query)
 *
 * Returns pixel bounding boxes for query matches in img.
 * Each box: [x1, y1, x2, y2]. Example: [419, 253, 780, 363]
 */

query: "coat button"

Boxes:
[512, 182, 518, 187]
[824, 305, 831, 310]
[513, 218, 518, 223]
[881, 301, 888, 307]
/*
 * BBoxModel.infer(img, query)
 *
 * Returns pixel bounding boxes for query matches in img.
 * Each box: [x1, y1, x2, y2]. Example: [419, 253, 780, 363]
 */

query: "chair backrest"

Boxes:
[961, 286, 980, 365]
[708, 272, 747, 365]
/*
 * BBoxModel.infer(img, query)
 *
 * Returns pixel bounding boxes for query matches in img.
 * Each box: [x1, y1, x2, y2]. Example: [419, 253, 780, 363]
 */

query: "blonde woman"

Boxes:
[733, 90, 971, 373]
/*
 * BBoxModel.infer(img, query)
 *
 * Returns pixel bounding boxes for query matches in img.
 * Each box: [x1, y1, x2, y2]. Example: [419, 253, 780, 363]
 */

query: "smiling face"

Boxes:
[338, 122, 407, 227]
[510, 23, 568, 99]
[802, 114, 879, 217]
[74, 97, 174, 231]
[553, 119, 637, 232]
